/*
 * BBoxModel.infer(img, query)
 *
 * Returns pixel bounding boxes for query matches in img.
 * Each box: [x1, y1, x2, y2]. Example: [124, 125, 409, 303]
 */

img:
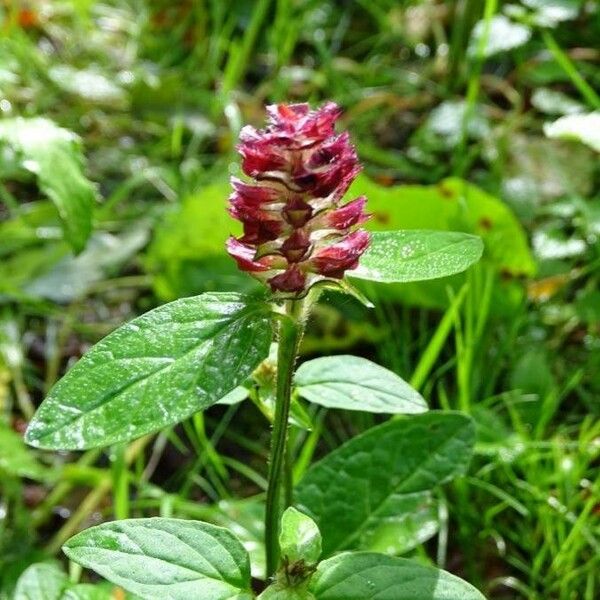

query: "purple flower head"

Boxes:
[227, 102, 370, 294]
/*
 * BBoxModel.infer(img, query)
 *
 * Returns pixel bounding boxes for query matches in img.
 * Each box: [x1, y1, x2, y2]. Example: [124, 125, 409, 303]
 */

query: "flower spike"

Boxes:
[226, 102, 370, 295]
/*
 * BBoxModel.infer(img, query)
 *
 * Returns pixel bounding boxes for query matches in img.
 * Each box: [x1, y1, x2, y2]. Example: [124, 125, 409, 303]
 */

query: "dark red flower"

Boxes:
[226, 102, 370, 295]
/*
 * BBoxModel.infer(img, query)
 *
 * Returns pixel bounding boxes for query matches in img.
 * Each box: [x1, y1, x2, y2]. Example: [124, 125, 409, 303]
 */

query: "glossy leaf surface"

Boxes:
[295, 355, 426, 414]
[351, 230, 483, 283]
[26, 293, 272, 449]
[296, 412, 475, 556]
[63, 518, 253, 600]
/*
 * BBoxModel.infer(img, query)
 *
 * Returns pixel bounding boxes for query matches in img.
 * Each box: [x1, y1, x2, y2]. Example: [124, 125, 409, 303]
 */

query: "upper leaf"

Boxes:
[279, 507, 322, 565]
[295, 412, 475, 556]
[295, 355, 426, 414]
[63, 518, 254, 600]
[348, 175, 535, 312]
[310, 552, 486, 599]
[350, 230, 483, 284]
[25, 293, 272, 450]
[0, 118, 95, 253]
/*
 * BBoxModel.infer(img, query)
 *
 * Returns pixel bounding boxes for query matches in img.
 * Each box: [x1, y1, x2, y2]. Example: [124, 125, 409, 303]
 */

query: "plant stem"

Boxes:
[265, 300, 304, 578]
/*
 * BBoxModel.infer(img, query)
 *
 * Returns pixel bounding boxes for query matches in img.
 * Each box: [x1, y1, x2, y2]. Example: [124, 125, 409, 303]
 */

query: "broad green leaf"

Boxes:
[295, 355, 426, 414]
[25, 293, 272, 450]
[14, 563, 68, 600]
[280, 507, 322, 565]
[351, 231, 483, 283]
[354, 176, 534, 279]
[309, 552, 486, 600]
[63, 518, 253, 600]
[296, 412, 475, 556]
[0, 118, 95, 253]
[544, 112, 600, 152]
[0, 422, 49, 481]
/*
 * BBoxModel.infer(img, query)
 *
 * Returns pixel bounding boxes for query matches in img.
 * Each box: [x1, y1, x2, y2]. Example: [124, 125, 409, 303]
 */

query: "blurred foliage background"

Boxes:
[0, 1, 599, 599]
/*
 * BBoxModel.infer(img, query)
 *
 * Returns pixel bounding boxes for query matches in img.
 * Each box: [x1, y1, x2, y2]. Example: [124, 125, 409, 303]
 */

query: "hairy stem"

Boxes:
[265, 299, 304, 578]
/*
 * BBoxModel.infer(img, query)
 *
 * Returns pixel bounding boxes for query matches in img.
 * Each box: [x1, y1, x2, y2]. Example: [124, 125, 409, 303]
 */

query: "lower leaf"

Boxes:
[62, 518, 254, 600]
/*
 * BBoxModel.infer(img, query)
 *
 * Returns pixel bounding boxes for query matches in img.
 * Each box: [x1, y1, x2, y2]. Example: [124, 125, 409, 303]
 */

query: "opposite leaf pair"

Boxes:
[61, 508, 485, 600]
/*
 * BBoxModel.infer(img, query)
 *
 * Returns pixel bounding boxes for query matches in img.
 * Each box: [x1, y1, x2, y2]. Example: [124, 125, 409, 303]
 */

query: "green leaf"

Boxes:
[354, 175, 534, 279]
[309, 552, 486, 599]
[25, 293, 272, 450]
[295, 355, 426, 415]
[350, 175, 535, 312]
[62, 518, 254, 600]
[351, 231, 483, 284]
[296, 412, 475, 557]
[0, 422, 49, 481]
[14, 563, 69, 600]
[280, 507, 322, 565]
[0, 118, 95, 253]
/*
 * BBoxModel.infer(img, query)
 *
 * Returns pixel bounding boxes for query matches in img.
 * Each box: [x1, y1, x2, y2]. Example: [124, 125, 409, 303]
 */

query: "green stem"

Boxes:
[265, 300, 304, 578]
